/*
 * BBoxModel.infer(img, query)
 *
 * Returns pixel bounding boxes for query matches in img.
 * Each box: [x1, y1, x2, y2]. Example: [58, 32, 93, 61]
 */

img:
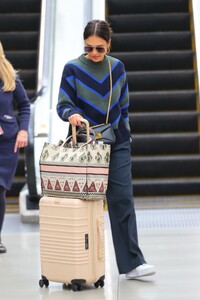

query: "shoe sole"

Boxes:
[126, 270, 156, 279]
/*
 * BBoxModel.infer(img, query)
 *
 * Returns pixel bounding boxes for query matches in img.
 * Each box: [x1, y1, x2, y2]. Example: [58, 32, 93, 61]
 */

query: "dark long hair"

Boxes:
[83, 20, 112, 42]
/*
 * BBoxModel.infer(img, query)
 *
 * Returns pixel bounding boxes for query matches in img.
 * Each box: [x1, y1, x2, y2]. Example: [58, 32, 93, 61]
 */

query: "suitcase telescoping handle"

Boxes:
[71, 118, 90, 144]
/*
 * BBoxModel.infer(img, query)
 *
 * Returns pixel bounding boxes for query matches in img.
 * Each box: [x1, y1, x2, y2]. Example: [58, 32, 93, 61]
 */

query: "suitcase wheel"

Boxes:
[39, 275, 49, 288]
[71, 283, 82, 292]
[70, 279, 86, 292]
[63, 283, 68, 289]
[94, 278, 104, 288]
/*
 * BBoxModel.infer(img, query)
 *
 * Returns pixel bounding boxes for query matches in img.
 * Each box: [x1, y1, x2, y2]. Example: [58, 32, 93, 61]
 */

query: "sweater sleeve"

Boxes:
[13, 78, 31, 131]
[57, 63, 81, 121]
[119, 64, 130, 132]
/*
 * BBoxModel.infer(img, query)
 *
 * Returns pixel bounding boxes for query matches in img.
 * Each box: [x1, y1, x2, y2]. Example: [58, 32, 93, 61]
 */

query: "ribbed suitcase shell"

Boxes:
[39, 196, 105, 290]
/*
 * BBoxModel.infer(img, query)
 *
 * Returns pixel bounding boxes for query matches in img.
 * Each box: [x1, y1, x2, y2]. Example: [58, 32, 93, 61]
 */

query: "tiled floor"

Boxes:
[1, 208, 200, 299]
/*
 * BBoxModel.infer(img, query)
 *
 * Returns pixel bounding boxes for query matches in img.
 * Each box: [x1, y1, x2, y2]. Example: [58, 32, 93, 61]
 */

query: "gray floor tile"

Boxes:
[1, 209, 200, 299]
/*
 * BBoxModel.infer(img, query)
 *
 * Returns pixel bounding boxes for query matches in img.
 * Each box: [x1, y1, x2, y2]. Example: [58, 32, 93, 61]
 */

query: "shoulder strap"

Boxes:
[106, 58, 112, 124]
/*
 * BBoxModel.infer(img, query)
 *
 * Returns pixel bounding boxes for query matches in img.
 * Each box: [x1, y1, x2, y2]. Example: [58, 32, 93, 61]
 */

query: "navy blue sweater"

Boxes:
[57, 54, 131, 144]
[0, 78, 30, 136]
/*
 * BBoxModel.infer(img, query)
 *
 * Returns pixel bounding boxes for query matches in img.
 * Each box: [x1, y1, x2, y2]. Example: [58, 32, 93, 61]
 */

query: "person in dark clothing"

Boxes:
[0, 41, 30, 253]
[57, 20, 155, 279]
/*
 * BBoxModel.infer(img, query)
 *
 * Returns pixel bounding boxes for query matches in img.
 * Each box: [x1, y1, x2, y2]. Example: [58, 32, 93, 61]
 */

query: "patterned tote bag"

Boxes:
[39, 119, 111, 200]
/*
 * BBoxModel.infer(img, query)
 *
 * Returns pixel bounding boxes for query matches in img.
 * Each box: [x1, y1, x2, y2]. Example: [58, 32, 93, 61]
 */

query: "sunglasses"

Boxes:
[84, 45, 106, 53]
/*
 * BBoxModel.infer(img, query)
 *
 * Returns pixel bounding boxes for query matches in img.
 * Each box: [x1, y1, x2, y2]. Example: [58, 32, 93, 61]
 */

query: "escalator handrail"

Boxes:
[25, 87, 46, 201]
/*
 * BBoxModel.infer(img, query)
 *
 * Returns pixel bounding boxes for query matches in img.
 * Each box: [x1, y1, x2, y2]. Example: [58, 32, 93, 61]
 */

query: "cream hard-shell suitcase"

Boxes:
[39, 196, 105, 291]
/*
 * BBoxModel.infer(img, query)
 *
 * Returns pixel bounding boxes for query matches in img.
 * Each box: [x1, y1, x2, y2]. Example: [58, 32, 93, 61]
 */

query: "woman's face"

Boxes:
[84, 35, 110, 62]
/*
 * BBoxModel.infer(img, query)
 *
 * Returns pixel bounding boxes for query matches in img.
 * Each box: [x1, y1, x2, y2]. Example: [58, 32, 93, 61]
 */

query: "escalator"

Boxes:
[107, 0, 200, 207]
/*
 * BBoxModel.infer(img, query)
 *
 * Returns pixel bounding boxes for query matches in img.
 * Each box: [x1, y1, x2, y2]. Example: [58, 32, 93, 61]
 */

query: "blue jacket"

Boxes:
[0, 78, 30, 139]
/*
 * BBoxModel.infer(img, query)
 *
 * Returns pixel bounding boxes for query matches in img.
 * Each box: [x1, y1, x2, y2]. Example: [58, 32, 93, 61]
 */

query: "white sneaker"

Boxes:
[126, 263, 156, 279]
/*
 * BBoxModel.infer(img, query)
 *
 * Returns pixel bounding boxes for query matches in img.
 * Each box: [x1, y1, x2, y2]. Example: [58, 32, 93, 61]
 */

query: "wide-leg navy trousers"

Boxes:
[106, 140, 146, 274]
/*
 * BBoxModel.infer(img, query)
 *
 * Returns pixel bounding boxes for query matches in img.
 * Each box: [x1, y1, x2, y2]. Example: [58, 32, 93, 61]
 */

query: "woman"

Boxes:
[57, 20, 155, 279]
[0, 42, 30, 253]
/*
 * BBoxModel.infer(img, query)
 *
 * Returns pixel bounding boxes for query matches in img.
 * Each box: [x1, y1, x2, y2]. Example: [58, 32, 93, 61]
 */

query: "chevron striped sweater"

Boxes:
[57, 54, 131, 144]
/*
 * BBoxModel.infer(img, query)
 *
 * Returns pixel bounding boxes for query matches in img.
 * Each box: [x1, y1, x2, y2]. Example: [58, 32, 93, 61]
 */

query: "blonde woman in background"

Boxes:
[0, 41, 30, 253]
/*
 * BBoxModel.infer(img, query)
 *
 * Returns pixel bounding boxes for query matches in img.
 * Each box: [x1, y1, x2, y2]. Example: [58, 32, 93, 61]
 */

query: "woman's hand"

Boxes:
[68, 114, 84, 126]
[14, 130, 28, 153]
